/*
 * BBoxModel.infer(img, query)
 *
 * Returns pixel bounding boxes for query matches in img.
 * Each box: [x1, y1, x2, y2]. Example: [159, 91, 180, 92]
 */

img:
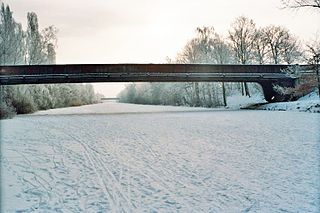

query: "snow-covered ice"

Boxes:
[32, 101, 215, 116]
[1, 102, 319, 212]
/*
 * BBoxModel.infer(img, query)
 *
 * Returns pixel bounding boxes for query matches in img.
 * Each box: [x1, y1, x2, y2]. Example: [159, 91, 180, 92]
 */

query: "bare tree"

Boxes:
[263, 26, 285, 64]
[305, 35, 320, 95]
[282, 35, 303, 64]
[305, 35, 320, 63]
[229, 16, 257, 97]
[281, 0, 320, 9]
[263, 25, 302, 64]
[229, 16, 257, 65]
[252, 28, 269, 64]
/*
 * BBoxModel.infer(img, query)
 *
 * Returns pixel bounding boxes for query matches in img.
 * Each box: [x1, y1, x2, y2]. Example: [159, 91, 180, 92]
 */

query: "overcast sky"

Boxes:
[4, 0, 320, 97]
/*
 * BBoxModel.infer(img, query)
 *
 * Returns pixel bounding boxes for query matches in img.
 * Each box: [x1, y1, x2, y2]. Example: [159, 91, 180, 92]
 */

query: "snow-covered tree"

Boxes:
[211, 35, 234, 106]
[47, 43, 56, 64]
[120, 27, 241, 107]
[42, 26, 58, 64]
[26, 12, 44, 65]
[0, 3, 25, 65]
[26, 13, 58, 65]
[0, 4, 100, 119]
[176, 27, 225, 106]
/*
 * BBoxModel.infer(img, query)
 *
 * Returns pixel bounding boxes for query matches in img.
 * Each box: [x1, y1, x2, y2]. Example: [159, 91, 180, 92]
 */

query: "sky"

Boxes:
[3, 0, 320, 97]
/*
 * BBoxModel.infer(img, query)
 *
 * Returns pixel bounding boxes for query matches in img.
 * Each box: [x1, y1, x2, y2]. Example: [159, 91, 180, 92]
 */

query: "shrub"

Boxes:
[0, 101, 16, 119]
[11, 95, 37, 114]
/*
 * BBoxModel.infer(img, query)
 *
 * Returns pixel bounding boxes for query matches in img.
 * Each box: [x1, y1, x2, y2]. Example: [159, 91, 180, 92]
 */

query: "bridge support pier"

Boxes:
[259, 80, 296, 103]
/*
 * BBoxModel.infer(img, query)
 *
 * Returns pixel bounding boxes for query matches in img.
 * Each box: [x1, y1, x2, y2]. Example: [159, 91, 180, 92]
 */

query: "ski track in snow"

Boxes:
[1, 102, 319, 212]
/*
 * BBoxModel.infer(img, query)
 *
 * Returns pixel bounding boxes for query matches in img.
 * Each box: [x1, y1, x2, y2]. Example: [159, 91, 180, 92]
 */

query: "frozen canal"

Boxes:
[1, 102, 319, 212]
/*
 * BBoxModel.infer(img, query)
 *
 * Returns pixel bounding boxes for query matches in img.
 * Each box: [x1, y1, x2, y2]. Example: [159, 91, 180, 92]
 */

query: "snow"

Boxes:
[1, 102, 319, 212]
[32, 101, 215, 116]
[258, 91, 320, 113]
[226, 94, 266, 110]
[226, 91, 320, 113]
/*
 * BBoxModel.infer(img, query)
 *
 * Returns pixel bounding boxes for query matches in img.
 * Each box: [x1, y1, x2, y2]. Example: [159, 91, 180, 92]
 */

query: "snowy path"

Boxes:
[1, 102, 319, 212]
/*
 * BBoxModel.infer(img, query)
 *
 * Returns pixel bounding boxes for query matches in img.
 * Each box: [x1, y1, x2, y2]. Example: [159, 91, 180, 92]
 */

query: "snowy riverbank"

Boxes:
[226, 91, 320, 113]
[257, 91, 320, 113]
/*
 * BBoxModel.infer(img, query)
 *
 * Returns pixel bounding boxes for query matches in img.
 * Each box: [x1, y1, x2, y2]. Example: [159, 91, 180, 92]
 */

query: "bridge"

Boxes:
[0, 64, 314, 102]
[101, 97, 120, 101]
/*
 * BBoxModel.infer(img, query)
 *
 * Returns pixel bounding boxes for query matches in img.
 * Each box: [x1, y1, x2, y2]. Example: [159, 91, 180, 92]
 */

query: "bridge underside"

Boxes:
[0, 64, 309, 102]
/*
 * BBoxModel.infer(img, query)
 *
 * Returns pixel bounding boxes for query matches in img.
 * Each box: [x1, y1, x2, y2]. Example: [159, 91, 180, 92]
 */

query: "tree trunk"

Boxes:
[193, 82, 200, 106]
[207, 84, 213, 107]
[316, 62, 320, 97]
[244, 82, 251, 97]
[241, 82, 245, 96]
[222, 82, 227, 106]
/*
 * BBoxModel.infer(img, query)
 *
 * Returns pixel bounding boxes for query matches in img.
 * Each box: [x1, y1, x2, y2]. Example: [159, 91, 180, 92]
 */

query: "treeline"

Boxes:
[119, 16, 319, 107]
[118, 82, 262, 107]
[0, 3, 101, 119]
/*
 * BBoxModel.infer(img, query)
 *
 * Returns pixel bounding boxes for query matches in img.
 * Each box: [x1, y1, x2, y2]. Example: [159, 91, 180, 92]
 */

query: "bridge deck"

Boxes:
[0, 64, 311, 85]
[0, 64, 314, 102]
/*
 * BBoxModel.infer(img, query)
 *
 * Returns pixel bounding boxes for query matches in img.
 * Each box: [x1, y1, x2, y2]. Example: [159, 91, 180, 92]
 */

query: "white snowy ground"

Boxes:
[1, 102, 319, 212]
